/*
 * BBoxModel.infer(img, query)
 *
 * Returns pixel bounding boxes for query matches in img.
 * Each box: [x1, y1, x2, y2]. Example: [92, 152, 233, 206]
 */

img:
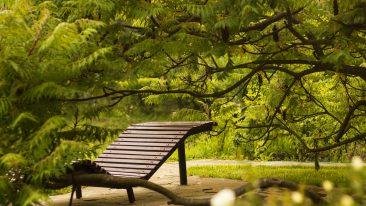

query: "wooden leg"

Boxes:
[127, 187, 135, 203]
[75, 185, 82, 199]
[178, 143, 187, 185]
[68, 186, 76, 206]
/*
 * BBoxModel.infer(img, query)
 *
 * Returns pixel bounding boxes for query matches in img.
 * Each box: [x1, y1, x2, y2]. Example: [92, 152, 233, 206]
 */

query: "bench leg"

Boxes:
[127, 187, 135, 203]
[178, 143, 187, 185]
[69, 186, 75, 206]
[69, 185, 82, 206]
[75, 185, 82, 199]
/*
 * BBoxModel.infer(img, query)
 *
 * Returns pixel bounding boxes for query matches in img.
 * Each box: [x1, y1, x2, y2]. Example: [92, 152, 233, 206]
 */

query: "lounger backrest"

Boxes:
[95, 121, 215, 179]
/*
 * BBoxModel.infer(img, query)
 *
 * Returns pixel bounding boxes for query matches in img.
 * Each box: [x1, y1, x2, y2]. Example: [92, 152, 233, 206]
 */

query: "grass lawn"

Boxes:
[45, 186, 72, 196]
[188, 165, 351, 187]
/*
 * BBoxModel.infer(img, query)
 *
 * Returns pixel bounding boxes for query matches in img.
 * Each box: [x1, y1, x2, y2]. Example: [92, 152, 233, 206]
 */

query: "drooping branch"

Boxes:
[227, 60, 366, 80]
[63, 69, 258, 102]
[63, 58, 366, 104]
[309, 133, 366, 153]
[50, 174, 212, 206]
[247, 79, 297, 143]
[335, 100, 366, 142]
[299, 79, 343, 124]
[275, 117, 312, 152]
[48, 174, 325, 205]
[240, 7, 304, 32]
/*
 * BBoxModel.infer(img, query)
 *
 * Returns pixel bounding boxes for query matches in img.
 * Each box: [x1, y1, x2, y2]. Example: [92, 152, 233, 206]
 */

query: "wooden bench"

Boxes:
[70, 121, 216, 204]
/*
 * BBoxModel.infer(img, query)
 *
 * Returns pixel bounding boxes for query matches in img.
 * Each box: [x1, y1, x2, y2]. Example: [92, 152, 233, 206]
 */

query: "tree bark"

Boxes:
[47, 174, 326, 205]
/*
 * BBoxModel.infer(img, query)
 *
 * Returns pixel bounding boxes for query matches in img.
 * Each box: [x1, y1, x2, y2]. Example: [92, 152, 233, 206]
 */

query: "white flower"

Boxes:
[351, 156, 363, 171]
[322, 180, 333, 192]
[291, 191, 304, 204]
[210, 189, 236, 206]
[340, 195, 354, 206]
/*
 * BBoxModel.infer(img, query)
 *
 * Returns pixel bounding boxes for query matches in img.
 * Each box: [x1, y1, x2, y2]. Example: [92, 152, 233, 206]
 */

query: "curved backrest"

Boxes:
[95, 121, 216, 179]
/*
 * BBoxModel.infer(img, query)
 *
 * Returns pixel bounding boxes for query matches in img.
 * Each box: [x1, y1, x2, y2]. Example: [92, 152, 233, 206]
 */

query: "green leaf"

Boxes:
[0, 153, 26, 169]
[0, 97, 11, 117]
[31, 140, 90, 182]
[10, 112, 39, 129]
[14, 185, 46, 206]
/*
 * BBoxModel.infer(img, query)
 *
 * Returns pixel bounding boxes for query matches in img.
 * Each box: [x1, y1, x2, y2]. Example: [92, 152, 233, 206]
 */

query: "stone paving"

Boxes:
[49, 160, 336, 206]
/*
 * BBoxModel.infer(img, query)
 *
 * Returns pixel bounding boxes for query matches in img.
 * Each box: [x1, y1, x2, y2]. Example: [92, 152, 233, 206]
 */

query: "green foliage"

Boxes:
[1, 0, 366, 204]
[190, 163, 366, 205]
[0, 1, 121, 205]
[0, 153, 26, 169]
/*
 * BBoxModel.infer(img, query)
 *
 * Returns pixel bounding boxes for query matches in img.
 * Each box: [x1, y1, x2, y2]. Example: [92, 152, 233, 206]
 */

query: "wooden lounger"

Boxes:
[70, 121, 216, 204]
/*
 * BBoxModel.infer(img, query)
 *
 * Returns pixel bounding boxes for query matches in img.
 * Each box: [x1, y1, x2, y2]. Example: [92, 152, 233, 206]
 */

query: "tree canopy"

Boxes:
[0, 0, 366, 204]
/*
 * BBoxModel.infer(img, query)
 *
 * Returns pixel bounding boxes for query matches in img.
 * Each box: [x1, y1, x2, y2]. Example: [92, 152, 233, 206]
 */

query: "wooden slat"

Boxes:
[108, 171, 145, 177]
[111, 174, 141, 178]
[98, 162, 155, 169]
[131, 124, 196, 127]
[107, 145, 173, 151]
[98, 154, 164, 160]
[127, 126, 194, 131]
[133, 121, 211, 126]
[119, 134, 184, 139]
[101, 167, 151, 174]
[111, 142, 176, 147]
[124, 130, 187, 135]
[96, 121, 216, 181]
[103, 150, 168, 156]
[115, 138, 180, 143]
[96, 158, 160, 165]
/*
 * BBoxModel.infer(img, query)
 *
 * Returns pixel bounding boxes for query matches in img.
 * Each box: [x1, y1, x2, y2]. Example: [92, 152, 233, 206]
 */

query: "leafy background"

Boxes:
[1, 0, 366, 204]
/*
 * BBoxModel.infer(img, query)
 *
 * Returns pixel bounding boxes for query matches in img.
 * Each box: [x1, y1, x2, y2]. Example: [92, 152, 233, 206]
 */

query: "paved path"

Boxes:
[49, 160, 340, 206]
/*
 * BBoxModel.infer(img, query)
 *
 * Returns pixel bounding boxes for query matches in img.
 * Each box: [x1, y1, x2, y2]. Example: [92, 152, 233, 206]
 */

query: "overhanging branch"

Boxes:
[48, 174, 325, 205]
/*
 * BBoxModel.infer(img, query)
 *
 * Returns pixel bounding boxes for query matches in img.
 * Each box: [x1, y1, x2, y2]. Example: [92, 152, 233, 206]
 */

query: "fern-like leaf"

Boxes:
[29, 116, 67, 161]
[22, 82, 71, 102]
[10, 112, 39, 129]
[0, 97, 11, 117]
[172, 108, 208, 121]
[70, 46, 113, 77]
[0, 153, 26, 170]
[31, 140, 90, 182]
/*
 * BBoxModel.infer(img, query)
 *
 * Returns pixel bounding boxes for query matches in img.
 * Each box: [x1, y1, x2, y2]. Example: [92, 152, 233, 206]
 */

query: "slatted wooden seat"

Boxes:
[70, 121, 216, 204]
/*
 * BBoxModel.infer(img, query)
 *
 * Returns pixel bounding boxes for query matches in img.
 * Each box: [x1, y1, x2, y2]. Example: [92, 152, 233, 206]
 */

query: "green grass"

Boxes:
[45, 186, 72, 196]
[188, 165, 351, 187]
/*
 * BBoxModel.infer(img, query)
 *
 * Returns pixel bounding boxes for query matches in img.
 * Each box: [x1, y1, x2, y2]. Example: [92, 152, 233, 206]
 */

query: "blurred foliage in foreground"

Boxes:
[1, 0, 366, 205]
[193, 158, 366, 206]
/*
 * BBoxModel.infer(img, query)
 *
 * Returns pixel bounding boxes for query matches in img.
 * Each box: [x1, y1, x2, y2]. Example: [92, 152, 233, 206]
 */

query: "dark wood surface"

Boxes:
[98, 167, 151, 174]
[96, 158, 160, 164]
[98, 154, 164, 160]
[118, 134, 184, 138]
[127, 126, 195, 130]
[115, 138, 180, 143]
[107, 145, 173, 151]
[96, 121, 216, 179]
[103, 150, 169, 156]
[124, 130, 188, 135]
[110, 142, 176, 147]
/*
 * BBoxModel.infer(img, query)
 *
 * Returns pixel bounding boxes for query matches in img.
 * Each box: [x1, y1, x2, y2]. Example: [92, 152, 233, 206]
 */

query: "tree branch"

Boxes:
[47, 174, 325, 205]
[240, 7, 304, 32]
[309, 133, 366, 153]
[335, 100, 366, 142]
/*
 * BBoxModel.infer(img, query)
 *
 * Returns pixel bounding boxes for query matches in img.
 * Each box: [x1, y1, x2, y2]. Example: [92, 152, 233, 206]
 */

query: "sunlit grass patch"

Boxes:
[188, 165, 351, 187]
[44, 186, 72, 196]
